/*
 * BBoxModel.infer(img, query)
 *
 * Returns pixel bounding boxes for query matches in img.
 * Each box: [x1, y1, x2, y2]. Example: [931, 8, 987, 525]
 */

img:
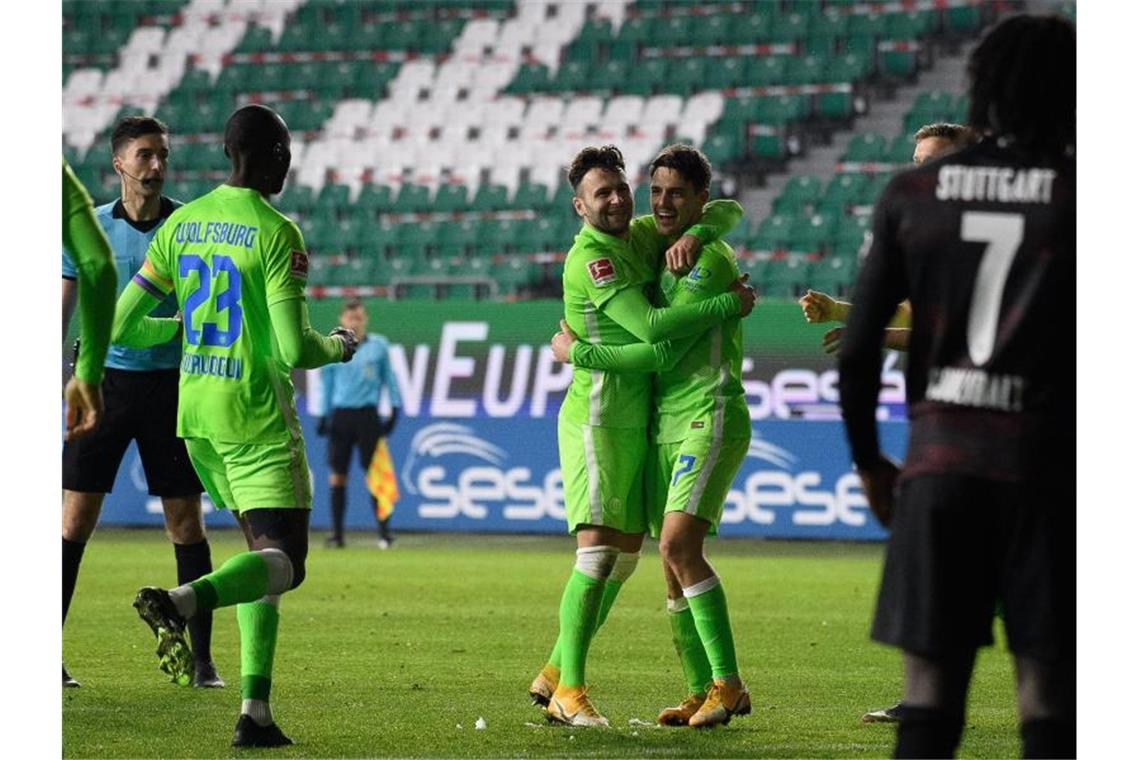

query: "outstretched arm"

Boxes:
[112, 275, 180, 348]
[601, 280, 747, 344]
[569, 333, 700, 373]
[268, 297, 349, 369]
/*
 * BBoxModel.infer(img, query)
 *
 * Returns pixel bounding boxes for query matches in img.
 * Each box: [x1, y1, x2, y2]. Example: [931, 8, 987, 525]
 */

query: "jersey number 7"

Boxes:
[961, 211, 1025, 366]
[178, 253, 244, 347]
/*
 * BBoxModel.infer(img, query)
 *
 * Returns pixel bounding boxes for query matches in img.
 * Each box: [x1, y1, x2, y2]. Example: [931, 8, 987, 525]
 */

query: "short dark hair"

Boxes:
[110, 116, 168, 155]
[224, 104, 288, 160]
[342, 298, 364, 314]
[967, 13, 1075, 156]
[567, 145, 626, 193]
[913, 123, 977, 146]
[649, 143, 712, 193]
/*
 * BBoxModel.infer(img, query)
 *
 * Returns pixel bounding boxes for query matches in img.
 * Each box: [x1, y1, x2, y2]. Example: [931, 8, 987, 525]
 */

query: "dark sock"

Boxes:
[175, 540, 215, 662]
[894, 705, 964, 759]
[1020, 718, 1076, 759]
[330, 486, 346, 540]
[62, 538, 86, 625]
[377, 515, 392, 542]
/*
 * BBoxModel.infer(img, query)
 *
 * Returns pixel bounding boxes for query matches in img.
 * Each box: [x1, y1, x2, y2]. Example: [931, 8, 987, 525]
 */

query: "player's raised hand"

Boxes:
[729, 273, 757, 317]
[858, 453, 900, 528]
[798, 289, 838, 323]
[822, 326, 845, 355]
[330, 326, 359, 362]
[64, 376, 103, 441]
[551, 319, 578, 363]
[665, 233, 702, 276]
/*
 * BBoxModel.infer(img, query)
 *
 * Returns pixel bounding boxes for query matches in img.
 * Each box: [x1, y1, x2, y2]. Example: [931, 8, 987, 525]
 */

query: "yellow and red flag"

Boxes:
[366, 438, 399, 520]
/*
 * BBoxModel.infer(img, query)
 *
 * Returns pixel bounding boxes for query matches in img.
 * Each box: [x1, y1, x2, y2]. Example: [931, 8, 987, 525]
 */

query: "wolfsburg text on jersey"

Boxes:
[935, 166, 1056, 204]
[925, 366, 1024, 412]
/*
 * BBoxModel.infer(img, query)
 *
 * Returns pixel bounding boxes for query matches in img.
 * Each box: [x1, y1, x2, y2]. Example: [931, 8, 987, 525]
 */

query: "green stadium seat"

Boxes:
[808, 254, 858, 295]
[847, 14, 888, 38]
[702, 133, 744, 166]
[615, 17, 654, 46]
[755, 95, 806, 125]
[692, 13, 733, 47]
[784, 54, 827, 85]
[886, 10, 935, 38]
[553, 61, 590, 92]
[809, 10, 849, 41]
[391, 184, 432, 213]
[881, 47, 918, 79]
[769, 13, 809, 43]
[578, 17, 615, 46]
[775, 176, 822, 213]
[666, 58, 707, 96]
[658, 16, 694, 47]
[355, 184, 391, 215]
[516, 217, 560, 253]
[859, 173, 894, 206]
[430, 184, 466, 214]
[832, 213, 871, 251]
[471, 183, 510, 212]
[819, 173, 868, 213]
[789, 213, 837, 252]
[761, 256, 809, 297]
[842, 133, 887, 162]
[235, 25, 273, 53]
[627, 58, 667, 95]
[315, 183, 351, 215]
[749, 130, 785, 160]
[474, 219, 523, 257]
[513, 182, 553, 212]
[422, 18, 464, 53]
[499, 256, 539, 296]
[729, 13, 772, 45]
[738, 255, 768, 281]
[827, 51, 872, 81]
[947, 5, 982, 33]
[751, 214, 794, 251]
[436, 218, 481, 257]
[507, 62, 552, 94]
[747, 55, 787, 87]
[706, 56, 748, 90]
[818, 91, 854, 120]
[394, 221, 439, 258]
[320, 62, 361, 95]
[886, 134, 916, 164]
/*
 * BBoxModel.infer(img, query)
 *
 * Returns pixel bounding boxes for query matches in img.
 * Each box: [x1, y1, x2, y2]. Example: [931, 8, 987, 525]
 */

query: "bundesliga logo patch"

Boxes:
[290, 249, 309, 279]
[587, 257, 617, 286]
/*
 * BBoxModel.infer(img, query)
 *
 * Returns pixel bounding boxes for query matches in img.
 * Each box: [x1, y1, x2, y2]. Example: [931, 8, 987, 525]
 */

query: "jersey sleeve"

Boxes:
[601, 283, 738, 343]
[62, 160, 118, 385]
[838, 179, 909, 469]
[566, 246, 635, 308]
[570, 333, 700, 373]
[264, 220, 308, 306]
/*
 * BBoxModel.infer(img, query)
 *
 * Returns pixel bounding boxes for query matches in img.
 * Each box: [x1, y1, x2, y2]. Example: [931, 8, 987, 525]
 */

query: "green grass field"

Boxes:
[63, 529, 1021, 758]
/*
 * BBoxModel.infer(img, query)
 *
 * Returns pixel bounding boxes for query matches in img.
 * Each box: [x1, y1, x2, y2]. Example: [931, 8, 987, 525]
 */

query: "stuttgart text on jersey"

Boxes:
[935, 165, 1056, 204]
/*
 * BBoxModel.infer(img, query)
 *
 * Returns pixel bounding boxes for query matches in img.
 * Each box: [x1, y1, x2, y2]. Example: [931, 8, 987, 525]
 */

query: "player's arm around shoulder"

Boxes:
[669, 241, 740, 306]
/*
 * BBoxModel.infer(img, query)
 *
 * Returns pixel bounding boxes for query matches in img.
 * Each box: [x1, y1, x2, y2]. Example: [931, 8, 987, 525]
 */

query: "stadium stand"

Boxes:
[63, 0, 1013, 301]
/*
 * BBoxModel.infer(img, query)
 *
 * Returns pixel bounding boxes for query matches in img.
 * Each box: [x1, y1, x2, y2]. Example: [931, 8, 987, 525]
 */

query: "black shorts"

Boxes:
[871, 473, 1075, 663]
[62, 368, 203, 498]
[327, 406, 382, 475]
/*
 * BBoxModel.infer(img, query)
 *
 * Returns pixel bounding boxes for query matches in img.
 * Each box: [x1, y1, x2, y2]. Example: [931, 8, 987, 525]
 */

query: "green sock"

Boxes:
[548, 575, 625, 670]
[556, 569, 606, 688]
[669, 601, 713, 695]
[237, 599, 280, 702]
[687, 578, 739, 679]
[189, 551, 270, 612]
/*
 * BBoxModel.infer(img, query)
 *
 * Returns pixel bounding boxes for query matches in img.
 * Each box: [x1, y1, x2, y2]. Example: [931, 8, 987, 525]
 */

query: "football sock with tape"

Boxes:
[548, 551, 638, 670]
[175, 540, 214, 662]
[238, 595, 280, 727]
[668, 597, 713, 695]
[62, 538, 86, 625]
[684, 575, 739, 679]
[175, 549, 293, 617]
[554, 548, 618, 688]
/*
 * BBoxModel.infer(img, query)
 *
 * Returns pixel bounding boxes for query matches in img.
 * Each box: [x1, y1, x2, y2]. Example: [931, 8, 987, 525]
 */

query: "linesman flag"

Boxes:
[367, 438, 399, 520]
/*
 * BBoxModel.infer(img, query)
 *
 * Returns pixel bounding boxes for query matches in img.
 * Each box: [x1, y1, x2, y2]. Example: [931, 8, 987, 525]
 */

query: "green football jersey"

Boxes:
[654, 241, 751, 443]
[140, 185, 309, 444]
[559, 218, 663, 429]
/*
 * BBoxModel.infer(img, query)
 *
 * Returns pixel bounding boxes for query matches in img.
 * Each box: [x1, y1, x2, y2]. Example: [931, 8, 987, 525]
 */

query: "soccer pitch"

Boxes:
[63, 529, 1020, 758]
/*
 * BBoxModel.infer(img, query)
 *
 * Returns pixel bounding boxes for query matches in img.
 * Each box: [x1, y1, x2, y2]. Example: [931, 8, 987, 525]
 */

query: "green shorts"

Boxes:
[647, 435, 751, 538]
[557, 418, 648, 535]
[185, 436, 312, 514]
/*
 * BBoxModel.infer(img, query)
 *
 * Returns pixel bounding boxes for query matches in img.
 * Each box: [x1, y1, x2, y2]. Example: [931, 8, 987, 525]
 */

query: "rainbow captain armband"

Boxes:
[132, 259, 173, 299]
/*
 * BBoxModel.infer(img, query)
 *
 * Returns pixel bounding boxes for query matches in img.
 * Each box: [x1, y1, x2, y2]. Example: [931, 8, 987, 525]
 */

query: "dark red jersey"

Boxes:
[839, 136, 1075, 482]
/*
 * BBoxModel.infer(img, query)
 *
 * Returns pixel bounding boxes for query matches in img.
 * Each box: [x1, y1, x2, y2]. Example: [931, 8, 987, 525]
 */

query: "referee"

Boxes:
[61, 117, 220, 689]
[315, 299, 402, 548]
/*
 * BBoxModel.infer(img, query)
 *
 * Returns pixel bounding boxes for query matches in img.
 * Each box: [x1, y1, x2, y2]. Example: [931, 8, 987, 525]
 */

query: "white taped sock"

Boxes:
[682, 574, 721, 598]
[666, 596, 690, 613]
[241, 698, 273, 727]
[168, 585, 196, 619]
[608, 552, 640, 583]
[574, 545, 620, 581]
[257, 549, 294, 596]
